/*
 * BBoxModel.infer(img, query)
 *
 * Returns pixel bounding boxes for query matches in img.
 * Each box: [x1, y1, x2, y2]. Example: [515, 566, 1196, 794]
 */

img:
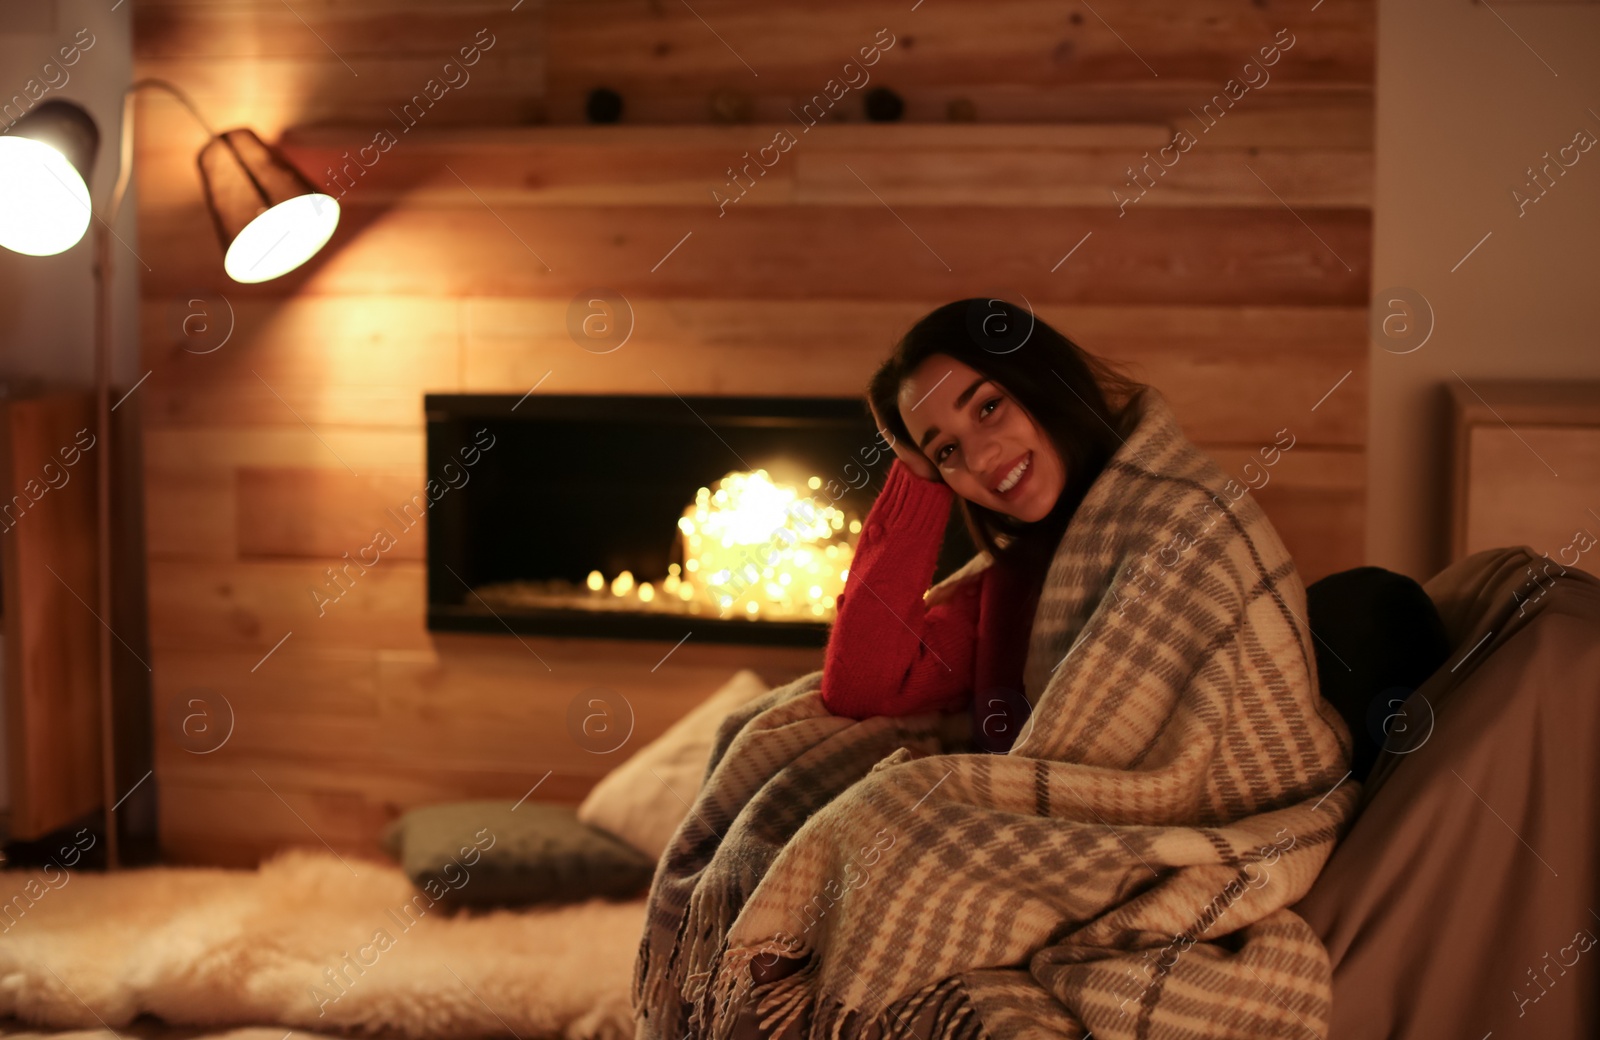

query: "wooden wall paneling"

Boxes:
[152, 636, 824, 861]
[135, 0, 1372, 865]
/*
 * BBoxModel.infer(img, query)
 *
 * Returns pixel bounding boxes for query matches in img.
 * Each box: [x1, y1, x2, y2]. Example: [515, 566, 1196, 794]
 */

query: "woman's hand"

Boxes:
[870, 398, 940, 482]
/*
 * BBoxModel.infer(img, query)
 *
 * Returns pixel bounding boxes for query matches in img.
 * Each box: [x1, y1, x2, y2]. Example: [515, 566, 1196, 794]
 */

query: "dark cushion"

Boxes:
[1304, 567, 1453, 783]
[380, 800, 657, 909]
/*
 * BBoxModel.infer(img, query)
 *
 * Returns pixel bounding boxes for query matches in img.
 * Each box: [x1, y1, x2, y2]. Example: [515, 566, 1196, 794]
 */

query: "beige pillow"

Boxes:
[577, 668, 770, 859]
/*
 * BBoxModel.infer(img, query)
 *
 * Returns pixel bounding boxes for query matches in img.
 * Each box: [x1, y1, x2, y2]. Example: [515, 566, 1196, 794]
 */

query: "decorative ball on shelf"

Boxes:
[864, 87, 905, 123]
[708, 88, 755, 124]
[585, 87, 624, 124]
[946, 97, 978, 123]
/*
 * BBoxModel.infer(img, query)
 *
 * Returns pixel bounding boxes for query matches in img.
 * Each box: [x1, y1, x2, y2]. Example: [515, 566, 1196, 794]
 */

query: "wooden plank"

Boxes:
[463, 299, 1367, 447]
[144, 427, 422, 478]
[134, 5, 541, 60]
[139, 296, 462, 430]
[146, 558, 430, 652]
[236, 468, 430, 561]
[1251, 483, 1365, 584]
[794, 148, 1370, 208]
[132, 122, 1370, 211]
[1210, 446, 1365, 584]
[184, 139, 1366, 211]
[137, 203, 1372, 304]
[145, 471, 236, 560]
[151, 646, 380, 763]
[536, 85, 1374, 145]
[127, 54, 547, 137]
[545, 0, 1373, 94]
[149, 638, 820, 767]
[135, 295, 1361, 445]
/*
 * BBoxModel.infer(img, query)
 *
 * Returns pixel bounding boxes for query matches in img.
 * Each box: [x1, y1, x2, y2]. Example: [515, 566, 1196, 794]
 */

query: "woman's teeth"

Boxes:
[996, 453, 1030, 493]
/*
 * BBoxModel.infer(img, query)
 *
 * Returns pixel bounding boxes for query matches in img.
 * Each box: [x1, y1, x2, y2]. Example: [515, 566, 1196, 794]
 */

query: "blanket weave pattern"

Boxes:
[633, 388, 1360, 1040]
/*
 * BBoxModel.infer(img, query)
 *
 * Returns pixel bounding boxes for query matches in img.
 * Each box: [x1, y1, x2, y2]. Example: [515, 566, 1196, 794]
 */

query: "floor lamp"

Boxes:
[0, 83, 341, 869]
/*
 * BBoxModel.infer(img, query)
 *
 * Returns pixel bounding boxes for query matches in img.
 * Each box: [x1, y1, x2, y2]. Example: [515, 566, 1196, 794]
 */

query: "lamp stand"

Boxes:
[91, 221, 118, 872]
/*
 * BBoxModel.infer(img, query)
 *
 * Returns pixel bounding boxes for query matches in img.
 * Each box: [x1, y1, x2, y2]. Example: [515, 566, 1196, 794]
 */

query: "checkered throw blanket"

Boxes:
[632, 388, 1360, 1040]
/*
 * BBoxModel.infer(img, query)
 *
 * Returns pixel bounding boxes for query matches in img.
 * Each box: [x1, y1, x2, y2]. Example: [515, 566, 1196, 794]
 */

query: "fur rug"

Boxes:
[0, 847, 644, 1039]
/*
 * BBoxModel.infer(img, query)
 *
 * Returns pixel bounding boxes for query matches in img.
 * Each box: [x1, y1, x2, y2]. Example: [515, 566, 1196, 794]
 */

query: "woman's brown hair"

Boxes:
[867, 298, 1145, 577]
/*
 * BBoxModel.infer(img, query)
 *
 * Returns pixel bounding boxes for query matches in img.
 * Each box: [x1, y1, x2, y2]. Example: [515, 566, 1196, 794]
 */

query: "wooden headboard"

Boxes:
[1449, 380, 1600, 565]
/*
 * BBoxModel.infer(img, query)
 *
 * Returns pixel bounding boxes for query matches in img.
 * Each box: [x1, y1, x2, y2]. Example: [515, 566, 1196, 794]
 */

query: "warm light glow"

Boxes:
[0, 137, 91, 256]
[610, 570, 634, 596]
[586, 570, 604, 591]
[674, 468, 857, 620]
[638, 582, 655, 602]
[223, 193, 340, 283]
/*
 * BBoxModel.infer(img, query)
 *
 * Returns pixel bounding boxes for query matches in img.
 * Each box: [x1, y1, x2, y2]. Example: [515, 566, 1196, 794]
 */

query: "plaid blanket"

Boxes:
[633, 388, 1360, 1040]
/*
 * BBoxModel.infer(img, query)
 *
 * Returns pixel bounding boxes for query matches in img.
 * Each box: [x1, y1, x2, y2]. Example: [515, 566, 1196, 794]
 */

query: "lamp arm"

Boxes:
[105, 78, 219, 227]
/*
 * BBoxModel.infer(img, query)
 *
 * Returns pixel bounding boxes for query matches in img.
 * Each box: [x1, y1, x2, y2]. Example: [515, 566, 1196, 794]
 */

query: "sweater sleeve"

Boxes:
[820, 458, 983, 720]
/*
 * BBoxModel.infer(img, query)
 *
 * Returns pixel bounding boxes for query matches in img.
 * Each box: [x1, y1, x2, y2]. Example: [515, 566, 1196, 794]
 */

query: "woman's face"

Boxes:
[896, 354, 1067, 522]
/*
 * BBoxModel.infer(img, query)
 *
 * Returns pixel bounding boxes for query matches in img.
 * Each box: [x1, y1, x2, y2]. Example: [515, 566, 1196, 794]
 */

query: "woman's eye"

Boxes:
[935, 398, 1003, 463]
[981, 396, 1001, 418]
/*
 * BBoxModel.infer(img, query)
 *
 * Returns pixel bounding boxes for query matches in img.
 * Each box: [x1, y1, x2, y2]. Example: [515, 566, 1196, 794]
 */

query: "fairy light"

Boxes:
[549, 470, 860, 623]
[674, 468, 856, 620]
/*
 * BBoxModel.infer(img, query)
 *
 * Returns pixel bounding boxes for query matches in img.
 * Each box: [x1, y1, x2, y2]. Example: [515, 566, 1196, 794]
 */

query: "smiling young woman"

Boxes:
[816, 297, 1142, 732]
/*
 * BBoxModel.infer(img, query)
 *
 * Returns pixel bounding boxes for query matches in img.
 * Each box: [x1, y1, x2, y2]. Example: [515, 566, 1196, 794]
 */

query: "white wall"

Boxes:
[1370, 0, 1600, 581]
[0, 0, 138, 387]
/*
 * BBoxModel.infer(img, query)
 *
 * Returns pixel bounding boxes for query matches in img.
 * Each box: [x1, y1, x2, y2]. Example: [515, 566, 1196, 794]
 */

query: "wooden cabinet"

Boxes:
[0, 390, 102, 841]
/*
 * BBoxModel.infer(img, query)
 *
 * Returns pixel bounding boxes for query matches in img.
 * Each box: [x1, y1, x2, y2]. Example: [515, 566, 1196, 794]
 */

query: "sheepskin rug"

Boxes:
[0, 848, 646, 1039]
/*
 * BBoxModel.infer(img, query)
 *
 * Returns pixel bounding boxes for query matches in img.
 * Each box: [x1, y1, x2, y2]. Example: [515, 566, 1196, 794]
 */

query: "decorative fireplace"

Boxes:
[424, 392, 976, 646]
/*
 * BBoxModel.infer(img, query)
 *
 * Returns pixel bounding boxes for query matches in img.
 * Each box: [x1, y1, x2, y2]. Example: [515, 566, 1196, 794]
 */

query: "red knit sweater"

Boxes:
[821, 458, 1040, 752]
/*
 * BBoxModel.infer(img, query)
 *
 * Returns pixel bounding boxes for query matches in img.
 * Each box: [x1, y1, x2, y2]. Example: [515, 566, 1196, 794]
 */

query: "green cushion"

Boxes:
[380, 800, 657, 909]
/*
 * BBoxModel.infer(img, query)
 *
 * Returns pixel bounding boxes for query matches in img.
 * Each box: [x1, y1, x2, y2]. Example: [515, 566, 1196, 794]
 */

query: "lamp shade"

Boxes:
[0, 99, 100, 256]
[197, 128, 338, 283]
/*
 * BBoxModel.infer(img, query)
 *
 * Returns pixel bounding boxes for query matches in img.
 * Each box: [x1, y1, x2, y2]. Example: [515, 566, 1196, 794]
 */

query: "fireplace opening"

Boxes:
[425, 393, 977, 645]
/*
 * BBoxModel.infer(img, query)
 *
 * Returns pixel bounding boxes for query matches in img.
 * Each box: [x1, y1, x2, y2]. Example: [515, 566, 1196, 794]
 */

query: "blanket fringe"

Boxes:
[752, 948, 822, 1040]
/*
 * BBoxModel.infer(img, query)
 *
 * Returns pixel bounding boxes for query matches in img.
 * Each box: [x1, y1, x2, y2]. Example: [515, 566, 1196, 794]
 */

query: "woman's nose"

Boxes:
[971, 441, 1005, 479]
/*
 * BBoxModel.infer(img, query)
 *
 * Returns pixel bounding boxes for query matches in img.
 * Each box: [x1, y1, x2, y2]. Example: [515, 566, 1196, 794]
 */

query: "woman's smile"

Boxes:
[989, 449, 1033, 499]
